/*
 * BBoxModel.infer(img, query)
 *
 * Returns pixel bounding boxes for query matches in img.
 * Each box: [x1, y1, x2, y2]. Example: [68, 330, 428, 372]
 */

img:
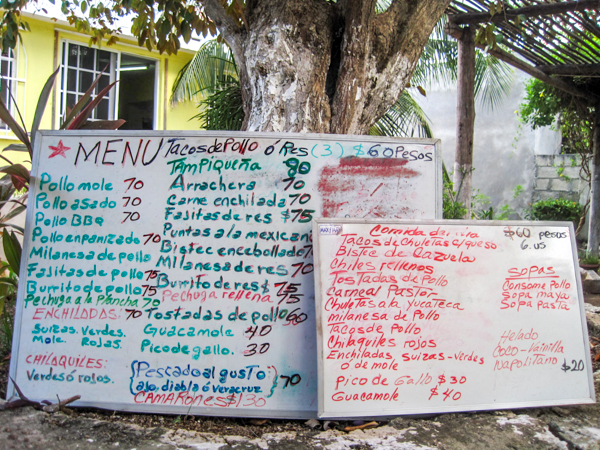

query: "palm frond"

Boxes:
[370, 91, 433, 138]
[375, 0, 392, 13]
[411, 16, 457, 89]
[171, 39, 238, 105]
[194, 82, 244, 131]
[411, 15, 513, 113]
[474, 53, 514, 111]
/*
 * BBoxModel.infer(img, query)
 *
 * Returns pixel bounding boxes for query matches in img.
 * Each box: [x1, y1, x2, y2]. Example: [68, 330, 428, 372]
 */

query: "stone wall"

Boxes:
[533, 154, 587, 204]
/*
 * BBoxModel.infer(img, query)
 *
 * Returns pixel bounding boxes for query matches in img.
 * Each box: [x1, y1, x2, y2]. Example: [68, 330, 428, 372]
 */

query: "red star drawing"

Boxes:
[48, 140, 70, 158]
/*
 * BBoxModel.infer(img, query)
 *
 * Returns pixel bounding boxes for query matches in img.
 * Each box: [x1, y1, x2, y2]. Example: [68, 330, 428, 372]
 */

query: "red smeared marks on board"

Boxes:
[362, 204, 412, 218]
[338, 156, 412, 171]
[370, 183, 384, 197]
[318, 157, 420, 218]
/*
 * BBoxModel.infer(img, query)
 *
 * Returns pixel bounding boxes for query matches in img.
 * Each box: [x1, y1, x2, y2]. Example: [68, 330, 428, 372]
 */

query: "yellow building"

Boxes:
[0, 12, 199, 152]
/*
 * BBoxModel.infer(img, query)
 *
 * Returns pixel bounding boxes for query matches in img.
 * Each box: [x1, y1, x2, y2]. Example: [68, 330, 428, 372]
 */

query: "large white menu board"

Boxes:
[313, 219, 595, 418]
[9, 131, 440, 418]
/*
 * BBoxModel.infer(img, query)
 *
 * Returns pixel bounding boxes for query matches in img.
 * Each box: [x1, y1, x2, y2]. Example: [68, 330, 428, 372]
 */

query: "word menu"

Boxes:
[9, 131, 439, 418]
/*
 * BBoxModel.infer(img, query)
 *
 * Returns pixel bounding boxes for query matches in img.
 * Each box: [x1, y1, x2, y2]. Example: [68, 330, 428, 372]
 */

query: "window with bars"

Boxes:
[60, 42, 116, 121]
[60, 42, 157, 130]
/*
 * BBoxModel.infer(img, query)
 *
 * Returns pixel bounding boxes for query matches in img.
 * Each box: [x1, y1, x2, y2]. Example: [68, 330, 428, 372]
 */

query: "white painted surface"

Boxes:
[314, 219, 594, 418]
[9, 131, 440, 418]
[417, 73, 538, 216]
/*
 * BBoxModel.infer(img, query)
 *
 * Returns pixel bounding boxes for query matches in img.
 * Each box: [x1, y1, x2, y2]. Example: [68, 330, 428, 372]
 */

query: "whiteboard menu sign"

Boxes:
[9, 131, 440, 418]
[313, 219, 594, 418]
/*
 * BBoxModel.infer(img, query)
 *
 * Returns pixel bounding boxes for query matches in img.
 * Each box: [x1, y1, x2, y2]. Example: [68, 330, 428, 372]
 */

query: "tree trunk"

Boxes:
[453, 26, 476, 218]
[242, 1, 334, 133]
[587, 105, 600, 257]
[203, 0, 451, 134]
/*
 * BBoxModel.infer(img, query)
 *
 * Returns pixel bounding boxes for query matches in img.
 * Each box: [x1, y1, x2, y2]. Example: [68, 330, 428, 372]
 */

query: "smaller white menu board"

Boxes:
[313, 219, 595, 418]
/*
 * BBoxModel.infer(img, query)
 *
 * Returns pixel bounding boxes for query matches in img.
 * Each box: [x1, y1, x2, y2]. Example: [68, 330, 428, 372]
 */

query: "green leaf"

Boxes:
[31, 68, 60, 151]
[2, 203, 26, 222]
[181, 21, 191, 43]
[474, 54, 514, 111]
[2, 144, 28, 152]
[60, 68, 108, 129]
[370, 90, 432, 138]
[513, 16, 521, 28]
[3, 230, 21, 275]
[0, 277, 17, 287]
[0, 98, 31, 154]
[486, 25, 495, 47]
[67, 80, 118, 129]
[0, 164, 30, 191]
[171, 39, 238, 104]
[0, 223, 24, 234]
[159, 19, 170, 38]
[475, 27, 485, 45]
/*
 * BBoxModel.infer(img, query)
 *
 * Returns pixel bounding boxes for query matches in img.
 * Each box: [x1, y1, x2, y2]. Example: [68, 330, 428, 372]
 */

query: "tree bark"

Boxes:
[331, 0, 451, 135]
[453, 26, 476, 218]
[199, 0, 451, 134]
[587, 105, 600, 257]
[242, 0, 335, 132]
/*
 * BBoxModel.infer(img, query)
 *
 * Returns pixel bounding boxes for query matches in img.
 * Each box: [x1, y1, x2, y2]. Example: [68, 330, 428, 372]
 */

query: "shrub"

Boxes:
[526, 198, 582, 226]
[442, 169, 467, 219]
[579, 251, 600, 265]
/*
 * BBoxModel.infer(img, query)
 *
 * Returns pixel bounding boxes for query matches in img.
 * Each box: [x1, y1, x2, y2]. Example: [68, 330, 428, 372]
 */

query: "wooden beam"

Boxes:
[537, 63, 600, 76]
[445, 22, 596, 101]
[454, 26, 476, 219]
[485, 46, 597, 100]
[449, 0, 600, 25]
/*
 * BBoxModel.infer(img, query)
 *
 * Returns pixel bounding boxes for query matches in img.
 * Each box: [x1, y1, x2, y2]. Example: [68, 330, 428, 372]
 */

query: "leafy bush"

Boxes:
[579, 250, 600, 265]
[0, 261, 17, 358]
[442, 165, 467, 219]
[443, 166, 519, 220]
[526, 198, 582, 226]
[519, 78, 594, 155]
[195, 82, 244, 131]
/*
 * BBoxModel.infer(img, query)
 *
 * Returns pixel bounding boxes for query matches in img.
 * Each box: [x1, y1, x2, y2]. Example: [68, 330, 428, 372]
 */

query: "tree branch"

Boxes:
[361, 0, 451, 132]
[198, 0, 244, 59]
[331, 0, 451, 134]
[330, 0, 376, 133]
[377, 0, 409, 24]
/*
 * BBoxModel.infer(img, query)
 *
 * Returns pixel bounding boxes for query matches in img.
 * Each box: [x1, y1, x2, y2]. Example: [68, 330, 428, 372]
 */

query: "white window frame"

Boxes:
[59, 39, 159, 129]
[0, 45, 27, 137]
[59, 41, 117, 122]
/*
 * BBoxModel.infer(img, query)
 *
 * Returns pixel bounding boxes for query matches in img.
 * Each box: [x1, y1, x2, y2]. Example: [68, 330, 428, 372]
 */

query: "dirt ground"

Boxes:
[1, 296, 600, 449]
[1, 379, 600, 449]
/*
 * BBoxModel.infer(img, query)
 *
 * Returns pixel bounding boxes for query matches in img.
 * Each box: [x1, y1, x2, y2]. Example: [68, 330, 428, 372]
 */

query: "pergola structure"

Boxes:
[445, 0, 600, 256]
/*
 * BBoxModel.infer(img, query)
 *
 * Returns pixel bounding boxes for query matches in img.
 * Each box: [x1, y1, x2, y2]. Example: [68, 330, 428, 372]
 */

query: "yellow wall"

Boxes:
[167, 56, 203, 130]
[0, 14, 200, 162]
